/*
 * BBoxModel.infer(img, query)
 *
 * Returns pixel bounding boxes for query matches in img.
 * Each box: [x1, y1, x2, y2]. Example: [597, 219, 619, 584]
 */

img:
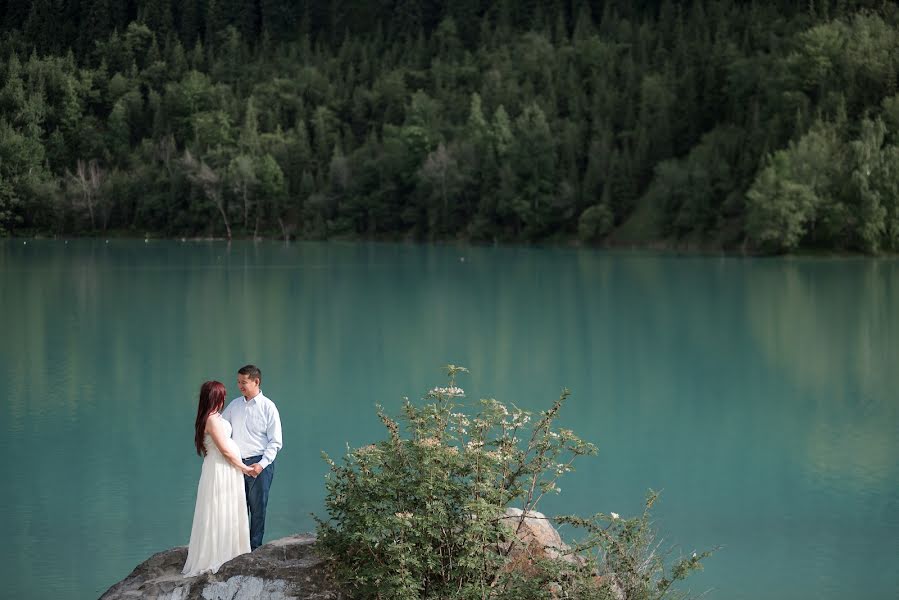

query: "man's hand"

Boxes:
[249, 463, 263, 477]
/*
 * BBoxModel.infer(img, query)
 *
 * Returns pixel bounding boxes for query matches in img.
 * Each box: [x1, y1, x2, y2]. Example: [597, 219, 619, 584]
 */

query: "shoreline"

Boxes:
[4, 232, 889, 258]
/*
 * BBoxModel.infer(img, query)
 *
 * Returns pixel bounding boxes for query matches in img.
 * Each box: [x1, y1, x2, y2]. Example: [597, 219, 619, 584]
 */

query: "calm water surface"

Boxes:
[1, 240, 897, 599]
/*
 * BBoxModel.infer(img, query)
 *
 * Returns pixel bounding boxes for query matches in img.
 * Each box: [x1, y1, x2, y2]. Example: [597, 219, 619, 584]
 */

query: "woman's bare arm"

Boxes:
[206, 415, 253, 474]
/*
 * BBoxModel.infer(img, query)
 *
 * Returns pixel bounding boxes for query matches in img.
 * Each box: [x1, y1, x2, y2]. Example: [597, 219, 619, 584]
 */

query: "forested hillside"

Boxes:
[1, 1, 898, 252]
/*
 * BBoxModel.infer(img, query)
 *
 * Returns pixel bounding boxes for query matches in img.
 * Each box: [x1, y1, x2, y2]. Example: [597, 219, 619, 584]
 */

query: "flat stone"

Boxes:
[100, 534, 342, 600]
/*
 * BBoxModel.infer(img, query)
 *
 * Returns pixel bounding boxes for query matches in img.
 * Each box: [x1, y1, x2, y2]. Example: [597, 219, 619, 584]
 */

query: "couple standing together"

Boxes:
[182, 365, 283, 577]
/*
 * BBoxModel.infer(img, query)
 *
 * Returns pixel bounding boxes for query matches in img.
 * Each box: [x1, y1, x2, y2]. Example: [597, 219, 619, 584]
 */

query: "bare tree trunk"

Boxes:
[86, 190, 96, 230]
[70, 159, 104, 231]
[243, 187, 249, 231]
[277, 216, 288, 242]
[182, 150, 230, 240]
[253, 211, 259, 240]
[214, 191, 232, 240]
[79, 160, 96, 230]
[89, 161, 107, 232]
[158, 135, 177, 230]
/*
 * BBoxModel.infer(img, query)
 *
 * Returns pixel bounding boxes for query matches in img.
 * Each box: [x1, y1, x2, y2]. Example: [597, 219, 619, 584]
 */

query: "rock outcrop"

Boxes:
[501, 507, 577, 563]
[99, 534, 341, 600]
[102, 513, 622, 600]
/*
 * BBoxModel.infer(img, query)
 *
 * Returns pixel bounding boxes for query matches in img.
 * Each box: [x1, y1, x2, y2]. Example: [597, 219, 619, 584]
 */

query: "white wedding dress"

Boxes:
[182, 414, 251, 577]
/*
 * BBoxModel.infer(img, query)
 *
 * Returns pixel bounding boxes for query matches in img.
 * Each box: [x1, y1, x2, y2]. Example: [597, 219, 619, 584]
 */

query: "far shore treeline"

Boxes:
[1, 1, 899, 253]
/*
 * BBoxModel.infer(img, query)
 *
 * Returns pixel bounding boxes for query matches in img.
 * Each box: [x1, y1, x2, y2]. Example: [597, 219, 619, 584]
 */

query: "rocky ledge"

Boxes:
[100, 509, 621, 600]
[99, 534, 341, 600]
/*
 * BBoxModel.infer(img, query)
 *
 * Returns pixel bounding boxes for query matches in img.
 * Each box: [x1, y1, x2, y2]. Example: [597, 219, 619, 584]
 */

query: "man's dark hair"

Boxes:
[238, 364, 262, 384]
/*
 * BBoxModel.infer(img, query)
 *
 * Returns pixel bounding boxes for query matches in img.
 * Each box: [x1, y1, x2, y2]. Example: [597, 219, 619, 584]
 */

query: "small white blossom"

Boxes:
[611, 512, 620, 520]
[430, 386, 465, 397]
[451, 413, 471, 427]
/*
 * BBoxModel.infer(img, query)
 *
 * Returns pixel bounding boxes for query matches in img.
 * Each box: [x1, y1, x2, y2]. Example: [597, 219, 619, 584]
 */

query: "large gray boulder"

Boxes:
[101, 518, 622, 600]
[99, 534, 341, 600]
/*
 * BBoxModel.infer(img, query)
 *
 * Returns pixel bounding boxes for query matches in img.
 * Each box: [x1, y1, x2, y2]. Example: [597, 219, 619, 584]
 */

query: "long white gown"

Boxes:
[182, 414, 251, 577]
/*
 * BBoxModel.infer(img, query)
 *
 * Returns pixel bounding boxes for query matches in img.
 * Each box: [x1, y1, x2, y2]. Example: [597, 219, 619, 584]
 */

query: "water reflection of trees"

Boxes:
[5, 242, 898, 591]
[745, 258, 899, 486]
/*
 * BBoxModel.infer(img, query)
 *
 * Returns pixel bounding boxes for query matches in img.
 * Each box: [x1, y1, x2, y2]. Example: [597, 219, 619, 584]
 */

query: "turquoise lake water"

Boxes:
[1, 239, 897, 598]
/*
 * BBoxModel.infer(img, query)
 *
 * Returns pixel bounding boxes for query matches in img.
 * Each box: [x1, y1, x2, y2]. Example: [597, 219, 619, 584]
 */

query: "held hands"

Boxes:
[244, 463, 263, 478]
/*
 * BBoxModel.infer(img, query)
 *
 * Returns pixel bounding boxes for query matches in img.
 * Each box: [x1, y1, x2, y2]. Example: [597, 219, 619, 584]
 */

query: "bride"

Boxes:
[182, 381, 253, 577]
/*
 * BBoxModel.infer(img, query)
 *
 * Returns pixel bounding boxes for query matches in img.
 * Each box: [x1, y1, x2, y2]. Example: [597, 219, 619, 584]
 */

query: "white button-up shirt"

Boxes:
[222, 391, 283, 469]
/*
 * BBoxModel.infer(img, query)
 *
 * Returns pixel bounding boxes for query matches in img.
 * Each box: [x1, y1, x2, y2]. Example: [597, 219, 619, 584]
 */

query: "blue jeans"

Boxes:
[242, 455, 274, 550]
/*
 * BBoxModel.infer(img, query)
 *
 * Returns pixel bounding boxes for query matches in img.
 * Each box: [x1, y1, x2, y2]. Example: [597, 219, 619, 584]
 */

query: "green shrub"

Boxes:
[578, 203, 614, 242]
[316, 366, 712, 599]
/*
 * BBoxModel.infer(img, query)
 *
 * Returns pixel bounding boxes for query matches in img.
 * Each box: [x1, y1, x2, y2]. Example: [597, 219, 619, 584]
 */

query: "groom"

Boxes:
[222, 364, 283, 550]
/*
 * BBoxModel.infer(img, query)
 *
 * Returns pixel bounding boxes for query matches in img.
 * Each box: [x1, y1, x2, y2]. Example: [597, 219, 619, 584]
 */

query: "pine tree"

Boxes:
[205, 0, 228, 49]
[24, 0, 58, 55]
[240, 97, 260, 152]
[140, 0, 174, 36]
[178, 0, 203, 47]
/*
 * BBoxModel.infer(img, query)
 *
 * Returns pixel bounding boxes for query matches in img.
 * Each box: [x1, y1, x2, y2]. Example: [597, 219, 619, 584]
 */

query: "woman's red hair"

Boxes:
[194, 381, 227, 456]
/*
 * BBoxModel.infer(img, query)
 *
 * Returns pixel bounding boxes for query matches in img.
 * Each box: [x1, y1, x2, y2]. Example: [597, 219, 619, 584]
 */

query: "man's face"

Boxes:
[237, 374, 260, 399]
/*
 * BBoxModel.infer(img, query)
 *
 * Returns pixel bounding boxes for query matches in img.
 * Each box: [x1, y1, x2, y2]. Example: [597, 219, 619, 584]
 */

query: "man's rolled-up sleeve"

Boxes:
[259, 403, 282, 469]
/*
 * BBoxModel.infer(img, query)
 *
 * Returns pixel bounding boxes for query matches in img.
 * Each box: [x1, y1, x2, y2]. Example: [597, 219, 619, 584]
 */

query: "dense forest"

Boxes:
[1, 1, 898, 252]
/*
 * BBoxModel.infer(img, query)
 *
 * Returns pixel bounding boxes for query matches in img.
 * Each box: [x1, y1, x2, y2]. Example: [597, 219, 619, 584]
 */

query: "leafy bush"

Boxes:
[316, 366, 712, 599]
[578, 203, 614, 242]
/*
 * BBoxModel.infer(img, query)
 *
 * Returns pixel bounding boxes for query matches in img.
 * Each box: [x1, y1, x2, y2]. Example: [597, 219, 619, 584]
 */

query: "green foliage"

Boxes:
[316, 366, 712, 600]
[746, 155, 819, 253]
[0, 176, 21, 235]
[745, 121, 845, 252]
[578, 203, 614, 243]
[645, 126, 747, 240]
[0, 117, 46, 234]
[1, 2, 898, 249]
[745, 116, 899, 253]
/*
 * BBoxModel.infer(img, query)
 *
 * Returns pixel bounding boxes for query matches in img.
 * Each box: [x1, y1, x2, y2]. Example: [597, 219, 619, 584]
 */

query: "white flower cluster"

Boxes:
[511, 412, 531, 426]
[416, 437, 442, 448]
[484, 450, 502, 461]
[451, 413, 471, 427]
[430, 386, 466, 397]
